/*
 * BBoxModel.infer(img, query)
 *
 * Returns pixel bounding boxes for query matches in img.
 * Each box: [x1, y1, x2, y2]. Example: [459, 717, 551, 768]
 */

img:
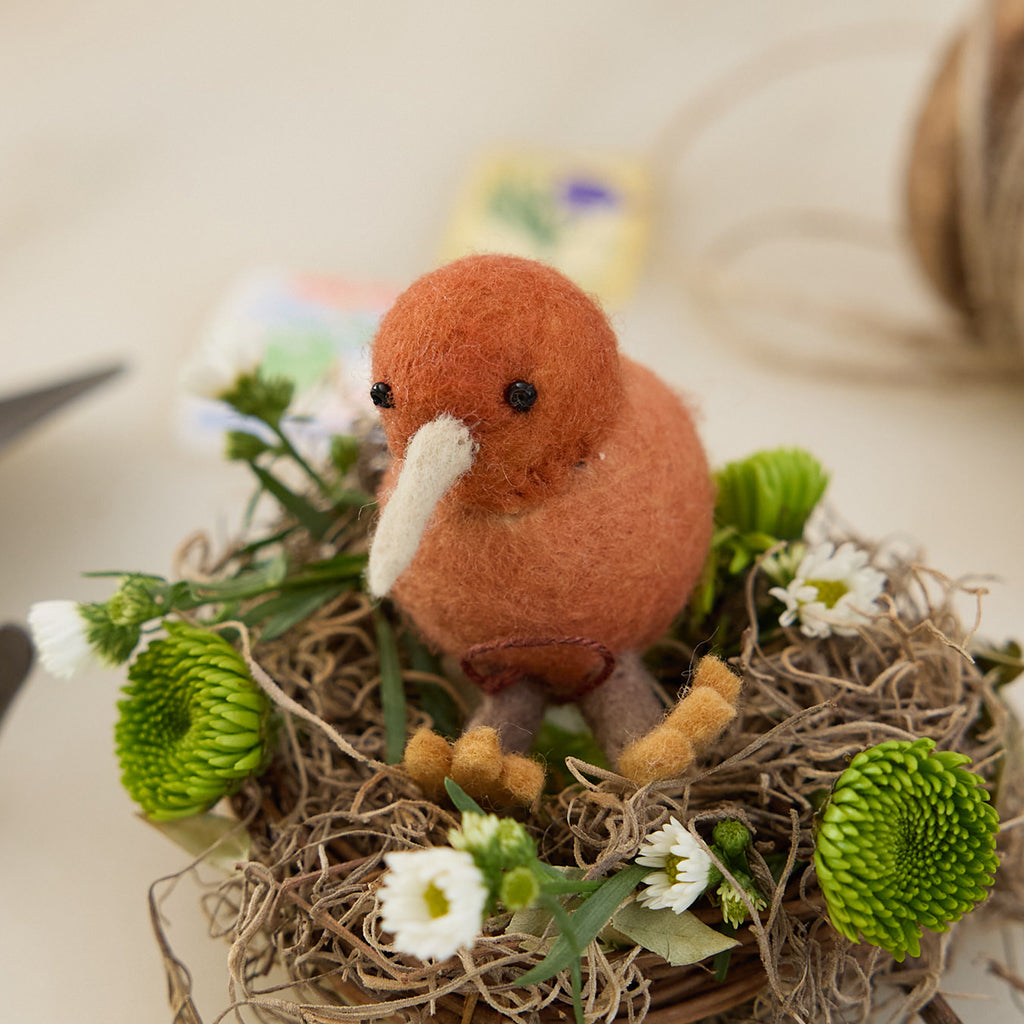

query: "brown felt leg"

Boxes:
[410, 678, 549, 808]
[578, 650, 667, 764]
[617, 655, 743, 787]
[465, 677, 548, 755]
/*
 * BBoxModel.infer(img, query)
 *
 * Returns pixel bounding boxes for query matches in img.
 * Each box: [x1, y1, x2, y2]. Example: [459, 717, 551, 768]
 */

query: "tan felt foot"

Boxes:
[616, 658, 742, 788]
[451, 727, 504, 795]
[691, 655, 742, 703]
[618, 729, 695, 787]
[497, 754, 546, 807]
[403, 728, 452, 797]
[665, 686, 737, 750]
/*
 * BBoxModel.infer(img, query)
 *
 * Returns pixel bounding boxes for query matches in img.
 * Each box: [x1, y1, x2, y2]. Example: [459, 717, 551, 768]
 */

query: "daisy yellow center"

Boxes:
[664, 853, 687, 884]
[423, 881, 450, 919]
[807, 578, 848, 608]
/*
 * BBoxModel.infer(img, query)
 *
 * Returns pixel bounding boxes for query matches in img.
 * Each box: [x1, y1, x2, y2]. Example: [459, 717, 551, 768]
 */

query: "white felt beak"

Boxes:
[366, 413, 476, 598]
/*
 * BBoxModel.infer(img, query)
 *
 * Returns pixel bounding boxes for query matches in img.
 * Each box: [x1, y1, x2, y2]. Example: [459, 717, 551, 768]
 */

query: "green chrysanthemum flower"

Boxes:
[715, 447, 829, 540]
[115, 622, 273, 820]
[815, 738, 999, 961]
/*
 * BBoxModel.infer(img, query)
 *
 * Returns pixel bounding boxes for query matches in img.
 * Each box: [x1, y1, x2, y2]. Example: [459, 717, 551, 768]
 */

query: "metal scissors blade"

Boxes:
[0, 362, 124, 450]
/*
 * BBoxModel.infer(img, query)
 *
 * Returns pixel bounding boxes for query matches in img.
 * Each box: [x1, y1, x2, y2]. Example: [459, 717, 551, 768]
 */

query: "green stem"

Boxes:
[538, 892, 582, 959]
[271, 423, 329, 496]
[538, 876, 604, 896]
[172, 554, 366, 612]
[713, 923, 737, 982]
[538, 893, 585, 1024]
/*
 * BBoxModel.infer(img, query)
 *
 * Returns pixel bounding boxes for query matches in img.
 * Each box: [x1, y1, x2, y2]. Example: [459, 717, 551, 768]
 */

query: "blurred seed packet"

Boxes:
[179, 270, 398, 453]
[440, 149, 651, 309]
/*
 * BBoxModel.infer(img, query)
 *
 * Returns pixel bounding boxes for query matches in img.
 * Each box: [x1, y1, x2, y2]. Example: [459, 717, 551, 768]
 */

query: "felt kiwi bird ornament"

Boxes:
[366, 254, 741, 806]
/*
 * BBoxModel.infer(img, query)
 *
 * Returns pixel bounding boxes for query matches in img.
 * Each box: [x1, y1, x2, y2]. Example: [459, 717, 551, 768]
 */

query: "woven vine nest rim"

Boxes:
[157, 532, 1024, 1024]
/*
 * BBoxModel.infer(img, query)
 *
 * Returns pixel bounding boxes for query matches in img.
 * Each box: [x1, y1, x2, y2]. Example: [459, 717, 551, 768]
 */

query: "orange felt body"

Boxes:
[370, 255, 714, 689]
[371, 254, 623, 514]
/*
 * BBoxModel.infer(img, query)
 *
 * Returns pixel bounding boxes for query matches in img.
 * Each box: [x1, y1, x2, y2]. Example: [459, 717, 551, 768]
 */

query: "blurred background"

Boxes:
[1, 1, 1021, 1020]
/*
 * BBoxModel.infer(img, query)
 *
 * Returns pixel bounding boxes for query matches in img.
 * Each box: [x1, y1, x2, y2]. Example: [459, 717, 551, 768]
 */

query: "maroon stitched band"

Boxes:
[459, 636, 616, 699]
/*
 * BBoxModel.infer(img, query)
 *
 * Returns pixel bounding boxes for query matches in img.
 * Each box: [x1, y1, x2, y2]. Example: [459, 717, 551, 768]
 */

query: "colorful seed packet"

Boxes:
[439, 149, 652, 310]
[179, 270, 397, 452]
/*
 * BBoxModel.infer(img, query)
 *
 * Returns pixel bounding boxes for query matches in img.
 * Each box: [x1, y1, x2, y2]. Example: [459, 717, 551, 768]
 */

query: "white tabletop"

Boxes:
[1, 2, 1021, 1021]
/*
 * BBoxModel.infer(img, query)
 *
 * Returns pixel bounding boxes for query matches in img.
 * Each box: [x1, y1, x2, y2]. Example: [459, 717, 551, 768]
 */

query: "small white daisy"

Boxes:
[769, 541, 886, 639]
[378, 847, 488, 960]
[180, 330, 264, 400]
[635, 817, 712, 914]
[27, 600, 95, 679]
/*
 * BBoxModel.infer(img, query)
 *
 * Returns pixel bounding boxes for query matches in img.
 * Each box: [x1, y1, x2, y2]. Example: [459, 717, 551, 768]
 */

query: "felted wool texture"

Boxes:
[618, 730, 696, 788]
[493, 753, 546, 806]
[691, 653, 743, 703]
[664, 687, 736, 748]
[371, 253, 625, 515]
[402, 728, 452, 797]
[616, 657, 743, 784]
[451, 727, 504, 788]
[465, 677, 549, 755]
[381, 355, 713, 682]
[366, 413, 475, 597]
[577, 651, 668, 763]
[370, 253, 714, 688]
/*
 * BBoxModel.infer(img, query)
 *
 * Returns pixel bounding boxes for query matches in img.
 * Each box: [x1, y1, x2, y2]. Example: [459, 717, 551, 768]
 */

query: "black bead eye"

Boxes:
[370, 382, 394, 409]
[504, 380, 537, 412]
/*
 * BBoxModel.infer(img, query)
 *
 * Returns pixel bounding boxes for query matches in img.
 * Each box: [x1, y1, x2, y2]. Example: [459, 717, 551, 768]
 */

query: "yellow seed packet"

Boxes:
[439, 149, 651, 310]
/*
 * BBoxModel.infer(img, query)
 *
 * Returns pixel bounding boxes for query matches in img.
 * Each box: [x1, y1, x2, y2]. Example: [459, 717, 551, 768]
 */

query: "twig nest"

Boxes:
[906, 0, 1024, 358]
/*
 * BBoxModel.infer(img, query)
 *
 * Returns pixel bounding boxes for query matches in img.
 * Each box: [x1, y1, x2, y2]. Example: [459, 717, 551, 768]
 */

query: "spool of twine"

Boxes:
[653, 9, 1024, 382]
[907, 0, 1024, 359]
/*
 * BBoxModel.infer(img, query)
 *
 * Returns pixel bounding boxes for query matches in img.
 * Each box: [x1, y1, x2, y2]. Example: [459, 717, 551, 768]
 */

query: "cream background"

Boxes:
[0, 2, 1021, 1020]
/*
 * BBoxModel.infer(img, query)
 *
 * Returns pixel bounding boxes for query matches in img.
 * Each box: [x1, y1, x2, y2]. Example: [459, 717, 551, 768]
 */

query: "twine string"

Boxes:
[652, 7, 1024, 384]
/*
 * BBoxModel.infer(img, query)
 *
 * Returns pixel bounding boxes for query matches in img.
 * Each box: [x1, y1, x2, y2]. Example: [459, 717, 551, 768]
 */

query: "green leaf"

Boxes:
[229, 526, 297, 560]
[569, 953, 584, 1024]
[444, 777, 485, 815]
[225, 429, 272, 462]
[726, 543, 751, 575]
[82, 570, 167, 581]
[608, 900, 738, 966]
[403, 631, 460, 739]
[221, 370, 294, 427]
[244, 582, 351, 640]
[329, 434, 360, 474]
[290, 552, 367, 584]
[688, 550, 718, 621]
[146, 813, 251, 874]
[516, 864, 648, 987]
[972, 639, 1024, 688]
[374, 611, 406, 765]
[249, 463, 335, 540]
[188, 552, 289, 602]
[331, 486, 377, 508]
[714, 448, 829, 541]
[507, 903, 556, 940]
[531, 715, 610, 795]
